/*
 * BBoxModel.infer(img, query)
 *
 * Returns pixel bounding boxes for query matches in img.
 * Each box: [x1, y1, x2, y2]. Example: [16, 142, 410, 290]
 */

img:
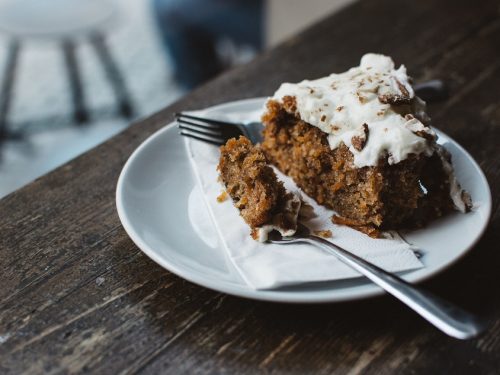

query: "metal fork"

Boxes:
[269, 223, 486, 340]
[176, 112, 263, 145]
[177, 80, 447, 146]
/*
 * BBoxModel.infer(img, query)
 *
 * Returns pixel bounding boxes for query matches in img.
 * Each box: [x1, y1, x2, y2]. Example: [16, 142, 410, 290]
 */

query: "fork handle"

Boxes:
[414, 79, 448, 101]
[298, 235, 486, 339]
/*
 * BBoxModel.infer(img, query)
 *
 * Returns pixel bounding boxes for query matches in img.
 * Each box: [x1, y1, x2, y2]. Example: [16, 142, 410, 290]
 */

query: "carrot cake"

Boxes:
[260, 53, 471, 236]
[217, 136, 300, 241]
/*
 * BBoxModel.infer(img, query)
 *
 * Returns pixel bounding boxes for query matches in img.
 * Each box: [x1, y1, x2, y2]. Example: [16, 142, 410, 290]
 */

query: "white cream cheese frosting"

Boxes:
[272, 53, 435, 167]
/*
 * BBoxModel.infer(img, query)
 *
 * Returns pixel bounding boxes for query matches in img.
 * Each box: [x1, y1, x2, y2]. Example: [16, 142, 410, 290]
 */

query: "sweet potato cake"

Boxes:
[260, 53, 471, 236]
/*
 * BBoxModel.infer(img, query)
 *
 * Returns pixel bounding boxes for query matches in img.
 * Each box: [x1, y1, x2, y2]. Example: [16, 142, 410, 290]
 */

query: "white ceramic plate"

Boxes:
[116, 98, 492, 303]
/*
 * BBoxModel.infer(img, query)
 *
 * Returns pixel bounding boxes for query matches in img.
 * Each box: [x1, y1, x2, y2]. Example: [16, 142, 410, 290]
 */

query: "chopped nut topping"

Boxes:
[378, 93, 411, 105]
[356, 92, 367, 104]
[405, 116, 436, 140]
[336, 105, 344, 112]
[378, 78, 411, 105]
[414, 130, 436, 141]
[396, 79, 410, 97]
[351, 123, 369, 151]
[320, 114, 326, 122]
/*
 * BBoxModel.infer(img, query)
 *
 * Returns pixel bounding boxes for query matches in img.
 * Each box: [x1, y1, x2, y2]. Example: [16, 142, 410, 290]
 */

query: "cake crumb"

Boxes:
[250, 228, 259, 240]
[217, 191, 229, 202]
[332, 215, 380, 238]
[314, 230, 332, 238]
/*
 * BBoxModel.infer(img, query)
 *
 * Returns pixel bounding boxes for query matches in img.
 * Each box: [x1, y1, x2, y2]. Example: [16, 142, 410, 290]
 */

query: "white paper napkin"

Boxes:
[184, 107, 423, 290]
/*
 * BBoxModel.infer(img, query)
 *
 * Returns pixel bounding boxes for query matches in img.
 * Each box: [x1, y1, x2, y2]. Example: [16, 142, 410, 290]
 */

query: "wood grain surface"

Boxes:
[1, 0, 500, 373]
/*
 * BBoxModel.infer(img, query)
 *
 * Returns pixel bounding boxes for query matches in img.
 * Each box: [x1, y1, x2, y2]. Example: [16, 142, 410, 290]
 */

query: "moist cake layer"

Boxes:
[261, 99, 458, 235]
[217, 136, 300, 241]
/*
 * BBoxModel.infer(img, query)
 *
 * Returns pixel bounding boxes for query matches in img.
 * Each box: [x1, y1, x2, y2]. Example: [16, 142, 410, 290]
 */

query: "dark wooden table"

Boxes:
[1, 0, 499, 373]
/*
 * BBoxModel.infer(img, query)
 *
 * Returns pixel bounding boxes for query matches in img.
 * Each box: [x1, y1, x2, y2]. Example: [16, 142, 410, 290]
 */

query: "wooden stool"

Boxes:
[0, 0, 134, 140]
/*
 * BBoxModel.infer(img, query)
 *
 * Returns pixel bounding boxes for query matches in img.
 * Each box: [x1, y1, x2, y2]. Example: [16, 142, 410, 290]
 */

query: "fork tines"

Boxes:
[176, 112, 226, 146]
[175, 113, 238, 128]
[176, 112, 244, 146]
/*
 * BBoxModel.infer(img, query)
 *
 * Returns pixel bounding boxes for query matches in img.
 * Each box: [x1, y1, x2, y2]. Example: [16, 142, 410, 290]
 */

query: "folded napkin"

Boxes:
[184, 107, 423, 290]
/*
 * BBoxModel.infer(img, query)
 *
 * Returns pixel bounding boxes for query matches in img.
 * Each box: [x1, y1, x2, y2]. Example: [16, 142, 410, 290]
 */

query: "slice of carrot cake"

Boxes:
[261, 53, 471, 236]
[217, 136, 300, 241]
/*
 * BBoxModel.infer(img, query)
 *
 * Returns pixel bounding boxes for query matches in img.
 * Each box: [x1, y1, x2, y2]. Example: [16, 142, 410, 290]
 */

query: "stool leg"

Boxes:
[90, 33, 133, 119]
[0, 39, 20, 140]
[62, 39, 88, 124]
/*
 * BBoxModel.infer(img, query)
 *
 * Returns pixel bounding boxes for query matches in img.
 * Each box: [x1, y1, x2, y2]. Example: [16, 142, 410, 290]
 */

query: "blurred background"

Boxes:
[0, 0, 354, 198]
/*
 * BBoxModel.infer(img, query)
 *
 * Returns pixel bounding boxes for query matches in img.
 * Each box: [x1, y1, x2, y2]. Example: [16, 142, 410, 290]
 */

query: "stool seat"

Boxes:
[0, 0, 116, 39]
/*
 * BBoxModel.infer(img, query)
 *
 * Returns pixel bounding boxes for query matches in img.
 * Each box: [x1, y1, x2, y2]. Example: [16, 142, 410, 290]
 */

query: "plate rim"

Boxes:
[116, 97, 492, 304]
